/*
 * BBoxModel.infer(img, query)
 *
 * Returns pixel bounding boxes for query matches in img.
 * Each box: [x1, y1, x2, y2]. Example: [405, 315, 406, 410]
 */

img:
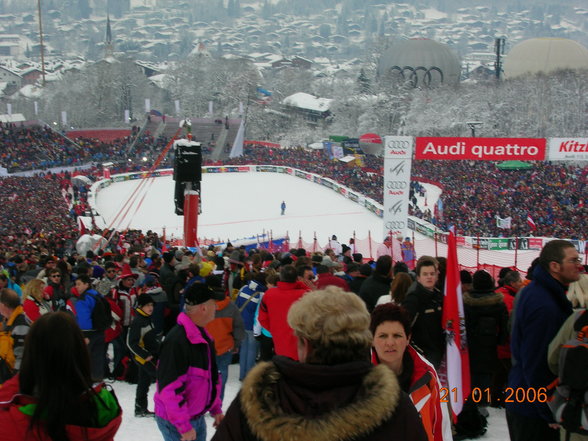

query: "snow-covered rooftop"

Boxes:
[282, 92, 332, 112]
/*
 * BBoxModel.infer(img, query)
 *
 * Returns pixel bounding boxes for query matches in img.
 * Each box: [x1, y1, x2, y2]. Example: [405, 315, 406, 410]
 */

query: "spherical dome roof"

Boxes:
[377, 39, 461, 87]
[504, 38, 588, 78]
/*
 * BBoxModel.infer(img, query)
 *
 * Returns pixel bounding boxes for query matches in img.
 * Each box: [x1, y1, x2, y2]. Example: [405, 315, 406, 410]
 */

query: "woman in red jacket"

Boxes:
[22, 279, 51, 322]
[0, 312, 122, 441]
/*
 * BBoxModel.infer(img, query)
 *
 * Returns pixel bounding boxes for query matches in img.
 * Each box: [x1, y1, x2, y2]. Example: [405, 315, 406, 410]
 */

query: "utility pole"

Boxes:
[494, 37, 506, 81]
[36, 0, 46, 86]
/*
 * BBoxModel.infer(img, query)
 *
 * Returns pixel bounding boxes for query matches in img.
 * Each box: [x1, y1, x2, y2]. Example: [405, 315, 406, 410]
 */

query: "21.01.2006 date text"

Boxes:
[440, 387, 548, 403]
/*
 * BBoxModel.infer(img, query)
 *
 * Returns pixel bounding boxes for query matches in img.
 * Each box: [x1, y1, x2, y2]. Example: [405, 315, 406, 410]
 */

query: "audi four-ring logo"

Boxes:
[385, 221, 406, 229]
[387, 140, 410, 149]
[387, 66, 444, 88]
[386, 181, 407, 189]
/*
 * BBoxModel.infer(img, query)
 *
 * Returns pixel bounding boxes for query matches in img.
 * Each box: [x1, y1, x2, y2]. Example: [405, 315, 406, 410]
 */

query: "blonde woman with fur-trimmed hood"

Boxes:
[211, 287, 427, 441]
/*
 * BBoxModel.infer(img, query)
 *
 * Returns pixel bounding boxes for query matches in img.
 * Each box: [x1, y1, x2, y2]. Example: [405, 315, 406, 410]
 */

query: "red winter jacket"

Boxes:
[258, 281, 310, 360]
[496, 284, 517, 359]
[0, 375, 122, 441]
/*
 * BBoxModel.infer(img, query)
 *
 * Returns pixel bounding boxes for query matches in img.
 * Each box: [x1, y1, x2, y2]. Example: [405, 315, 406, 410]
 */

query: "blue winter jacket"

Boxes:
[506, 265, 573, 422]
[235, 281, 266, 330]
[75, 288, 100, 331]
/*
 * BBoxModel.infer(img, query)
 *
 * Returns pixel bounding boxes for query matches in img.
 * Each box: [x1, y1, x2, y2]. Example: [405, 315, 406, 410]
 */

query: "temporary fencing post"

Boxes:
[389, 231, 394, 263]
[353, 231, 357, 254]
[368, 230, 373, 260]
[434, 226, 438, 258]
[514, 237, 519, 270]
[412, 230, 416, 269]
[313, 232, 317, 253]
[476, 234, 480, 270]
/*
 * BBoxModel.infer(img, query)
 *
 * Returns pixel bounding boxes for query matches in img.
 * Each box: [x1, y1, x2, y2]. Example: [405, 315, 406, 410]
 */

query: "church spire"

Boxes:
[105, 13, 113, 58]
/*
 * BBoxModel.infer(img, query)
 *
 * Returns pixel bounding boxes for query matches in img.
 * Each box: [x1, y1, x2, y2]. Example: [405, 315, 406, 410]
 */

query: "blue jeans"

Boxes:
[216, 351, 233, 402]
[239, 330, 259, 381]
[156, 415, 206, 441]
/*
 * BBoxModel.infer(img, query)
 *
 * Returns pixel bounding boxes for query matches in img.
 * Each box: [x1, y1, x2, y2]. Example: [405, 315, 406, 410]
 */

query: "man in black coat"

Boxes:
[401, 256, 444, 369]
[359, 256, 392, 312]
[159, 251, 177, 302]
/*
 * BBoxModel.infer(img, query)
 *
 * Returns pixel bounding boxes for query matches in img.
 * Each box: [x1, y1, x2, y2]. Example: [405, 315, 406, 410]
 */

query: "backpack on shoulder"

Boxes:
[549, 310, 588, 439]
[87, 292, 114, 332]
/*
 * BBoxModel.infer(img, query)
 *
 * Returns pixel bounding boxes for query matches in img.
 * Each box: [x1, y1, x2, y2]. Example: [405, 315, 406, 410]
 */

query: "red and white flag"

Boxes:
[527, 214, 537, 231]
[78, 218, 87, 236]
[443, 230, 471, 419]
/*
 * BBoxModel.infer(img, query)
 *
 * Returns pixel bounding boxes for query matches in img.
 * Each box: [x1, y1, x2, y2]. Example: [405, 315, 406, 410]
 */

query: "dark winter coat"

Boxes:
[349, 275, 368, 295]
[507, 265, 573, 422]
[402, 283, 444, 369]
[159, 262, 176, 301]
[463, 289, 508, 375]
[211, 356, 427, 441]
[359, 273, 392, 312]
[127, 308, 159, 365]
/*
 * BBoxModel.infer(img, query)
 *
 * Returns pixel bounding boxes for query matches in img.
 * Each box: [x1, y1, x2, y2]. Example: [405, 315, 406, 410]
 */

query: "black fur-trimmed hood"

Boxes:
[239, 359, 401, 441]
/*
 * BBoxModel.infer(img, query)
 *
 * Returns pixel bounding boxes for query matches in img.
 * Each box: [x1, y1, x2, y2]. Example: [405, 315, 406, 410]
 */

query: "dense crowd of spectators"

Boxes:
[0, 123, 86, 172]
[411, 160, 587, 239]
[0, 175, 78, 257]
[0, 122, 170, 173]
[0, 125, 586, 245]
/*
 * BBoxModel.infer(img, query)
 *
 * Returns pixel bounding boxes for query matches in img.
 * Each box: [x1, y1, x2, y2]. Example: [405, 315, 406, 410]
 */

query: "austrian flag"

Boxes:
[443, 231, 470, 419]
[527, 215, 537, 231]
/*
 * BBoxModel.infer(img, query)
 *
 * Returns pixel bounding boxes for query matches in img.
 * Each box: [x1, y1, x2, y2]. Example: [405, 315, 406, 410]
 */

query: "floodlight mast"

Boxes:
[173, 119, 202, 247]
[466, 121, 483, 137]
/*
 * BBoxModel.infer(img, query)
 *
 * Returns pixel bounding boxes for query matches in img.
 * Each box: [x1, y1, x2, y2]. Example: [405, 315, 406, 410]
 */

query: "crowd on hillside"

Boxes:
[0, 125, 586, 241]
[411, 160, 588, 239]
[0, 122, 170, 173]
[0, 123, 86, 172]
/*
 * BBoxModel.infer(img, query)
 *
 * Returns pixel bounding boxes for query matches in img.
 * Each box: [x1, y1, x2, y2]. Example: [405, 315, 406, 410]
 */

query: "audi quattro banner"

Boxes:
[415, 137, 546, 161]
[548, 138, 588, 161]
[384, 136, 413, 239]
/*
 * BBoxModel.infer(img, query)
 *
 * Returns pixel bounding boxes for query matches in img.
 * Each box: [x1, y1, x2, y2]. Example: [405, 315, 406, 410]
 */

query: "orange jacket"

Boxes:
[205, 296, 245, 355]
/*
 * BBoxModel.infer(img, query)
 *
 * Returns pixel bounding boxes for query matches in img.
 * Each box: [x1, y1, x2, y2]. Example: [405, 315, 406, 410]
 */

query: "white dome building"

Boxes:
[377, 39, 461, 87]
[504, 38, 588, 78]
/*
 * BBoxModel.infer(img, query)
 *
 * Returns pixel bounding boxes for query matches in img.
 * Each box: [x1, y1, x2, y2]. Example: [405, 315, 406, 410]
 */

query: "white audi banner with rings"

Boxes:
[383, 136, 413, 241]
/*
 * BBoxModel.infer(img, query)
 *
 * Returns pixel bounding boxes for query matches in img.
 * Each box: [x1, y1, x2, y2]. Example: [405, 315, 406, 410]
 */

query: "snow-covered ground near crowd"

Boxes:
[94, 172, 511, 440]
[111, 364, 510, 441]
[94, 172, 545, 270]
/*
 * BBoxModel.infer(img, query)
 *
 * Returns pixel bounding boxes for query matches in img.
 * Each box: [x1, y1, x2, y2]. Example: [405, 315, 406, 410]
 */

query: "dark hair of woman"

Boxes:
[19, 312, 97, 441]
[390, 272, 413, 304]
[370, 303, 413, 337]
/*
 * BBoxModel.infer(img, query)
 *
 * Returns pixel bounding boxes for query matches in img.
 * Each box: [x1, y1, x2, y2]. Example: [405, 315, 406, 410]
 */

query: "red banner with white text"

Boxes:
[415, 137, 546, 161]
